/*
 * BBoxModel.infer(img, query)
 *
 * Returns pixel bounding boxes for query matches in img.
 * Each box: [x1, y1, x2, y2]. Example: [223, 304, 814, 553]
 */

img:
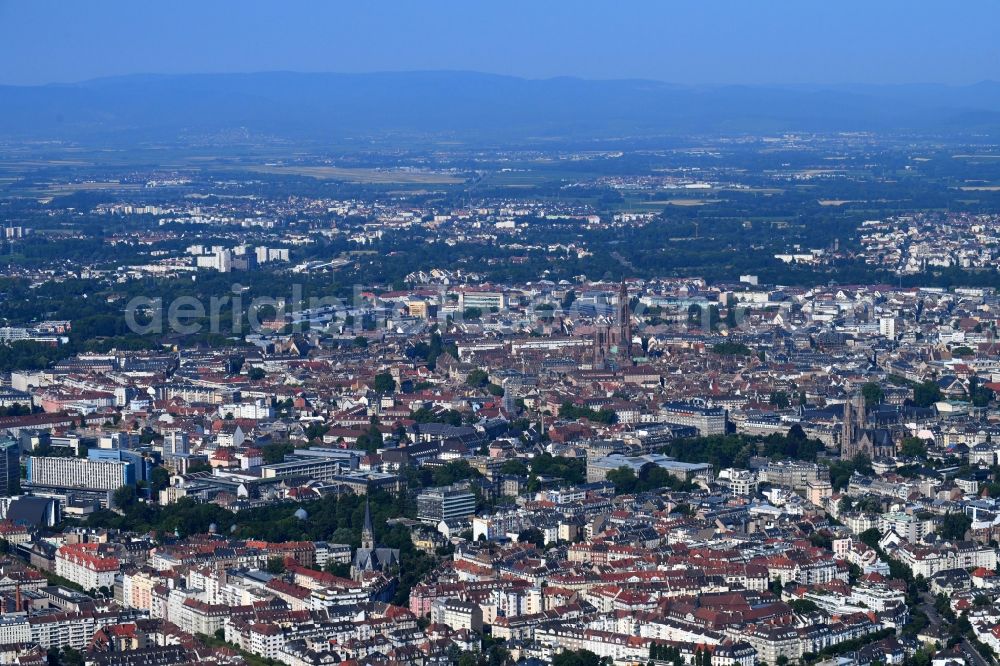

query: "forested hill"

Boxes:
[3, 71, 1000, 142]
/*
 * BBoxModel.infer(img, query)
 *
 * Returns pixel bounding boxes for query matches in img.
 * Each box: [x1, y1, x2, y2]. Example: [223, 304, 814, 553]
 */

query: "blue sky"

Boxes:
[0, 0, 997, 86]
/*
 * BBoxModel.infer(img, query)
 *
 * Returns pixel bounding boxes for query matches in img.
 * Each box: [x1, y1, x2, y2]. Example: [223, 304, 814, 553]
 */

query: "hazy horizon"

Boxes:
[1, 0, 998, 87]
[5, 69, 1000, 90]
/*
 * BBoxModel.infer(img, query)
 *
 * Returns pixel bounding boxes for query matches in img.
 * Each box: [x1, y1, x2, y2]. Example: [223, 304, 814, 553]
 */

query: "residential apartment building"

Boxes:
[55, 543, 121, 591]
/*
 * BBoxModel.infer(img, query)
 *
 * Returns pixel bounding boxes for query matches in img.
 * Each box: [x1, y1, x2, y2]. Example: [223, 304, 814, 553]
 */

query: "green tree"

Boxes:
[150, 466, 171, 493]
[912, 380, 943, 408]
[826, 453, 871, 490]
[858, 527, 882, 549]
[558, 402, 616, 424]
[305, 421, 330, 441]
[940, 512, 972, 541]
[112, 485, 139, 512]
[606, 466, 638, 494]
[60, 647, 85, 666]
[373, 372, 397, 393]
[324, 561, 351, 578]
[466, 369, 490, 388]
[528, 453, 586, 485]
[261, 441, 296, 465]
[356, 423, 384, 453]
[411, 406, 464, 426]
[500, 459, 529, 476]
[900, 437, 928, 458]
[711, 341, 750, 356]
[770, 391, 790, 409]
[790, 598, 819, 614]
[969, 376, 995, 408]
[861, 382, 885, 406]
[856, 496, 883, 515]
[432, 460, 481, 486]
[636, 462, 681, 491]
[517, 527, 546, 549]
[552, 649, 605, 666]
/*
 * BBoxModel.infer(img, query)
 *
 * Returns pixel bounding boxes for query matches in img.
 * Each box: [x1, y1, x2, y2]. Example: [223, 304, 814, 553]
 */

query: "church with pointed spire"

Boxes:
[841, 393, 896, 461]
[351, 496, 400, 581]
[361, 495, 375, 550]
[593, 278, 634, 369]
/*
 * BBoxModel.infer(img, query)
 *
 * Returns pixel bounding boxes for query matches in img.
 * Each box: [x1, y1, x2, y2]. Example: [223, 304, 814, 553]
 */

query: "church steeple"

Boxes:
[361, 496, 375, 550]
[352, 493, 399, 581]
[617, 277, 632, 362]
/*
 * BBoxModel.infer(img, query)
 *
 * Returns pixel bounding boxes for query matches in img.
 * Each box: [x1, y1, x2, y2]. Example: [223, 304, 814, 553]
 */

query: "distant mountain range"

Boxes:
[3, 71, 1000, 143]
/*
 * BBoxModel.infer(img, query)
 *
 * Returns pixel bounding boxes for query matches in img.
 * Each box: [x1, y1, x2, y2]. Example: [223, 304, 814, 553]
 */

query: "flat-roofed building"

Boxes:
[26, 456, 134, 492]
[261, 458, 350, 482]
[660, 401, 727, 436]
[0, 438, 19, 496]
[417, 485, 477, 524]
[458, 290, 505, 311]
[586, 453, 713, 484]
